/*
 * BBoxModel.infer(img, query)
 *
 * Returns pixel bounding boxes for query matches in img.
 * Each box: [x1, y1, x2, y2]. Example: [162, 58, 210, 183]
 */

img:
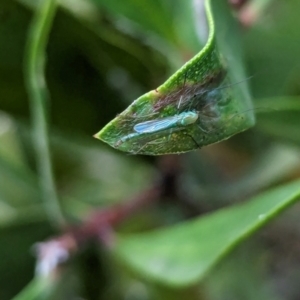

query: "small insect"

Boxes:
[117, 111, 199, 146]
[133, 111, 199, 134]
[115, 110, 203, 154]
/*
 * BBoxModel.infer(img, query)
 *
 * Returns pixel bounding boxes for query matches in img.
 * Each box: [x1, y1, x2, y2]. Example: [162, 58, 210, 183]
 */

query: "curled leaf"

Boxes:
[95, 0, 254, 155]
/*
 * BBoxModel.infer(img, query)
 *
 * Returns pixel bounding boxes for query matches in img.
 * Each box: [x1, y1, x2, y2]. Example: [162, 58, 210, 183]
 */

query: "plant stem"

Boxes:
[25, 0, 65, 228]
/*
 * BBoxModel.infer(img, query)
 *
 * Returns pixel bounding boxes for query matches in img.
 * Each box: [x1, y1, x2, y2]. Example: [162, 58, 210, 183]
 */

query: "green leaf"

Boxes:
[95, 0, 254, 155]
[12, 277, 57, 300]
[256, 96, 300, 145]
[0, 113, 40, 213]
[90, 0, 178, 44]
[115, 179, 300, 287]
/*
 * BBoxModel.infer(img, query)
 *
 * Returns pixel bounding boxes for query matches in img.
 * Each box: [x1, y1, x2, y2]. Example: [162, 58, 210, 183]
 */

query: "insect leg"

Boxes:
[177, 70, 189, 109]
[131, 137, 166, 155]
[196, 123, 209, 133]
[177, 96, 183, 109]
[114, 132, 139, 148]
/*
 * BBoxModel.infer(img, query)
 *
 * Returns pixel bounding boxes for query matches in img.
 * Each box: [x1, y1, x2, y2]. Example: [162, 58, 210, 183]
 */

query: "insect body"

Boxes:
[117, 111, 199, 147]
[134, 111, 198, 134]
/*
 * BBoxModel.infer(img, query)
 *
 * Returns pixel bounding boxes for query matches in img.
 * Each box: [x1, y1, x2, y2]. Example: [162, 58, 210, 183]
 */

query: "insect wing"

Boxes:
[134, 116, 178, 134]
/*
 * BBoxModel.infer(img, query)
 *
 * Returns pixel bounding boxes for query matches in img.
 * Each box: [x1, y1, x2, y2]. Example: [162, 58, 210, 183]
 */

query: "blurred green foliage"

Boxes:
[1, 0, 300, 299]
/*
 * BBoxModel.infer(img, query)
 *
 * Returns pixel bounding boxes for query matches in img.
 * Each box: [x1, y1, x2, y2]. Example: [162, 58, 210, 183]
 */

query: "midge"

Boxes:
[134, 111, 198, 134]
[116, 111, 199, 146]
